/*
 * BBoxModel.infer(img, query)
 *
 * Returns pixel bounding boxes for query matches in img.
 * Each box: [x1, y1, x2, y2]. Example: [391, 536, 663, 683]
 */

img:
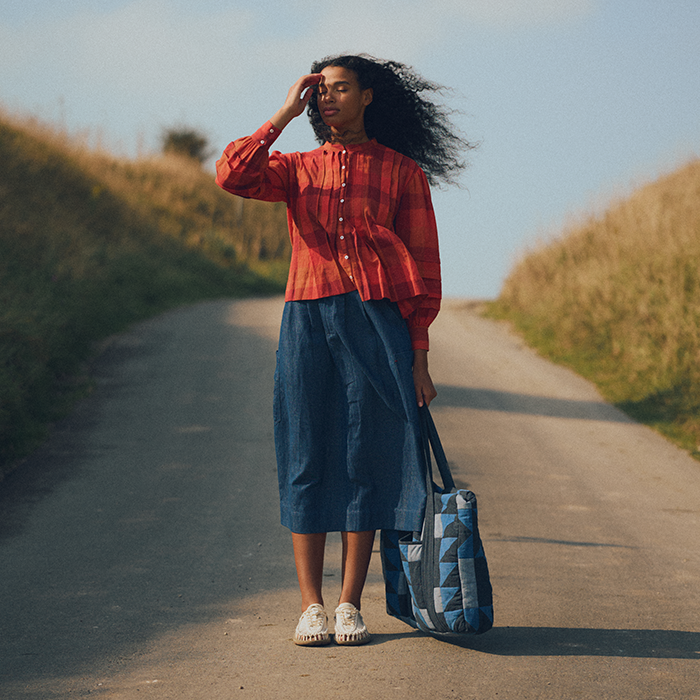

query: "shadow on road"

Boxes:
[490, 535, 636, 548]
[438, 626, 700, 660]
[0, 300, 298, 687]
[0, 421, 94, 544]
[435, 384, 631, 423]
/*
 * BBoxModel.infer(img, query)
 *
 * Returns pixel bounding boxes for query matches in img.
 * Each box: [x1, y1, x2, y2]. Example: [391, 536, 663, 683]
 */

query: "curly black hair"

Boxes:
[307, 54, 475, 187]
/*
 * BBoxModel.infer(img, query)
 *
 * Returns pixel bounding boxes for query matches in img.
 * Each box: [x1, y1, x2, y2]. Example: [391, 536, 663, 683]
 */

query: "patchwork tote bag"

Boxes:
[380, 406, 494, 636]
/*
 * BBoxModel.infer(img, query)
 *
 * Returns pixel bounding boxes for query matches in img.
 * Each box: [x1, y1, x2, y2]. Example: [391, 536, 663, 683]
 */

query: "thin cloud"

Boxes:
[293, 0, 595, 40]
[1, 0, 596, 99]
[281, 0, 597, 67]
[0, 0, 597, 153]
[448, 0, 597, 26]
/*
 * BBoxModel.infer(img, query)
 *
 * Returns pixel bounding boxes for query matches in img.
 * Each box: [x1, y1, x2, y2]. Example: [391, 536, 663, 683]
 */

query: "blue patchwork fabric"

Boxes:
[380, 408, 493, 636]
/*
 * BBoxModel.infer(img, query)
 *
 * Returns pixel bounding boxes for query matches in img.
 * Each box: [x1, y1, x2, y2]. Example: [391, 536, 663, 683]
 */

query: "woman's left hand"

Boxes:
[413, 349, 437, 407]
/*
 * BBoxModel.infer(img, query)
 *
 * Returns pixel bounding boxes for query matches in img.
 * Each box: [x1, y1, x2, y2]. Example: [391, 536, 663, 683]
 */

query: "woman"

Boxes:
[216, 54, 470, 646]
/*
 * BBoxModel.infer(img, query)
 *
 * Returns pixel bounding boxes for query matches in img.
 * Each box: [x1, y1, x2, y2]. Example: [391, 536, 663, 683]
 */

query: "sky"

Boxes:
[1, 0, 699, 298]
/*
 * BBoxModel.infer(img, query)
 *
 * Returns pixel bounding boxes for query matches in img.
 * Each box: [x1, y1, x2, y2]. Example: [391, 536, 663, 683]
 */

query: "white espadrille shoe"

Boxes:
[333, 603, 371, 646]
[294, 604, 331, 646]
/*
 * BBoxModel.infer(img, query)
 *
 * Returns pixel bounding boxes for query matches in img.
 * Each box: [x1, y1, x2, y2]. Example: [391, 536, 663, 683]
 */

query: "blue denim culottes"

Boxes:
[274, 291, 427, 534]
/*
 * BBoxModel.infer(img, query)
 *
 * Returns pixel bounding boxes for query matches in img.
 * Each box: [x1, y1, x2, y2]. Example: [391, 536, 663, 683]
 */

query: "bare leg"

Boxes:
[292, 532, 327, 611]
[339, 530, 376, 609]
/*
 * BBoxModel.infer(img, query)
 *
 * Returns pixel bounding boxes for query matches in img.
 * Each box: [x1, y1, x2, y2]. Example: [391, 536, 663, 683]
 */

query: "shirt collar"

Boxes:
[321, 139, 379, 153]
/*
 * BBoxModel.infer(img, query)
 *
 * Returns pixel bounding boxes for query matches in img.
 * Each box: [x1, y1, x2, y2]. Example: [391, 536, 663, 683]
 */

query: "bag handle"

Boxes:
[419, 405, 455, 493]
[418, 406, 459, 633]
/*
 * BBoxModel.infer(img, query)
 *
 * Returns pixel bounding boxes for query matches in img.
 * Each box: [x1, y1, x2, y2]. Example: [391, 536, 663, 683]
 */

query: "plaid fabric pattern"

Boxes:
[215, 122, 441, 350]
[380, 409, 494, 636]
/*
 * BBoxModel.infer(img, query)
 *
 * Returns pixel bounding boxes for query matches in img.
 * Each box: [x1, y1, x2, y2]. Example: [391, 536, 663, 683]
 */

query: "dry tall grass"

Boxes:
[10, 112, 291, 275]
[490, 159, 700, 456]
[0, 110, 290, 474]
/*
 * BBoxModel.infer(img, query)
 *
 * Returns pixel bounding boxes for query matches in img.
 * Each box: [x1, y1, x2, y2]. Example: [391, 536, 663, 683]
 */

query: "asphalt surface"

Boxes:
[1, 297, 698, 699]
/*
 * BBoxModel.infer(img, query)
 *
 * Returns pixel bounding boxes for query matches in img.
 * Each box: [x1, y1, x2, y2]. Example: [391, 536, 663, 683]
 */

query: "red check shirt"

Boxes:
[215, 122, 441, 350]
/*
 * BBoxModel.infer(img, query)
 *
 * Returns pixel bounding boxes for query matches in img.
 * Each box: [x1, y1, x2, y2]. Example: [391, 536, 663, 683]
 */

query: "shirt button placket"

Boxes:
[339, 149, 352, 281]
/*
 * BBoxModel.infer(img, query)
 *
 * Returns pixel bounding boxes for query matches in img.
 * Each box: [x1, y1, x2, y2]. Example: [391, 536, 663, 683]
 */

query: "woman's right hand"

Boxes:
[271, 73, 323, 130]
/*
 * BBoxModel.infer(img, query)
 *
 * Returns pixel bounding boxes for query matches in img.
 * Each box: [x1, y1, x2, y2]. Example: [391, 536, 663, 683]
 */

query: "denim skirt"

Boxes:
[274, 291, 427, 534]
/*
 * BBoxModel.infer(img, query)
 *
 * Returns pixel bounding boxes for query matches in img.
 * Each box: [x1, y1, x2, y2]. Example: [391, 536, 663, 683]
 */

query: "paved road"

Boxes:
[1, 298, 698, 699]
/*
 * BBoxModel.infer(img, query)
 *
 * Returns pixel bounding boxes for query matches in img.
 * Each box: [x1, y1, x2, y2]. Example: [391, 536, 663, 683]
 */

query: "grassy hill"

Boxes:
[0, 111, 290, 476]
[489, 158, 700, 460]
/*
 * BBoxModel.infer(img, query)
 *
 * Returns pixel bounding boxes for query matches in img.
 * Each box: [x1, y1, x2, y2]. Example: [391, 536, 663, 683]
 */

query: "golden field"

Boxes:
[0, 110, 290, 475]
[489, 158, 700, 458]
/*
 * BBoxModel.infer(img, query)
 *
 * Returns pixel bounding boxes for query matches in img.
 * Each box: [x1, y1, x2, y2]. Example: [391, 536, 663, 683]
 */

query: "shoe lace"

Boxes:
[337, 606, 358, 628]
[305, 605, 326, 630]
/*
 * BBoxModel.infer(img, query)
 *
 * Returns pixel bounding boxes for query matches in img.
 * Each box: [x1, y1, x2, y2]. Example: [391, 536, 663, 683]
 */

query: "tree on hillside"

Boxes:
[161, 126, 212, 164]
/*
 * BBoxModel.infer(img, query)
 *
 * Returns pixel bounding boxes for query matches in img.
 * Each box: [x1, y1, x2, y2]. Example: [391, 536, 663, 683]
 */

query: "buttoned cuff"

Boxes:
[251, 121, 282, 149]
[409, 326, 429, 351]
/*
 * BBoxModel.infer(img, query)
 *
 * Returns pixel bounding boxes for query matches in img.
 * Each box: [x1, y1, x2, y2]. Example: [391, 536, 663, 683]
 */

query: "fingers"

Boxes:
[301, 73, 323, 87]
[414, 380, 437, 408]
[419, 389, 437, 408]
[282, 73, 323, 119]
[413, 363, 436, 407]
[272, 73, 323, 129]
[415, 383, 425, 408]
[294, 73, 323, 98]
[299, 74, 323, 103]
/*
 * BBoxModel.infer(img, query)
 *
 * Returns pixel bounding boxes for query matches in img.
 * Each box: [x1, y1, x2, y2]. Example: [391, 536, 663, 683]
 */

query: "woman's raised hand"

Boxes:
[271, 73, 323, 130]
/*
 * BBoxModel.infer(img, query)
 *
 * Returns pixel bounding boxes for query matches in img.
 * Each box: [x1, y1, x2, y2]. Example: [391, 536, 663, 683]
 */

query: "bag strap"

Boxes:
[419, 405, 455, 493]
[418, 406, 457, 634]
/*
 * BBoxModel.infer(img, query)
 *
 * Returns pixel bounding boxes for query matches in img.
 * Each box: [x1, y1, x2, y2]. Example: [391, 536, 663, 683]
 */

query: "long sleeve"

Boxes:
[215, 122, 290, 202]
[394, 168, 441, 351]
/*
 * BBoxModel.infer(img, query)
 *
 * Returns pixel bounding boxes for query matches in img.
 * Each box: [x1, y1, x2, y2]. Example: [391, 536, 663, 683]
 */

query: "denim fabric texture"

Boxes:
[274, 291, 427, 533]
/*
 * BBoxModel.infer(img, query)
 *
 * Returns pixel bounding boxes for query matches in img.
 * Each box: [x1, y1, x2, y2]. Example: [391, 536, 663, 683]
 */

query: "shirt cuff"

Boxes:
[409, 325, 429, 351]
[251, 121, 282, 149]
